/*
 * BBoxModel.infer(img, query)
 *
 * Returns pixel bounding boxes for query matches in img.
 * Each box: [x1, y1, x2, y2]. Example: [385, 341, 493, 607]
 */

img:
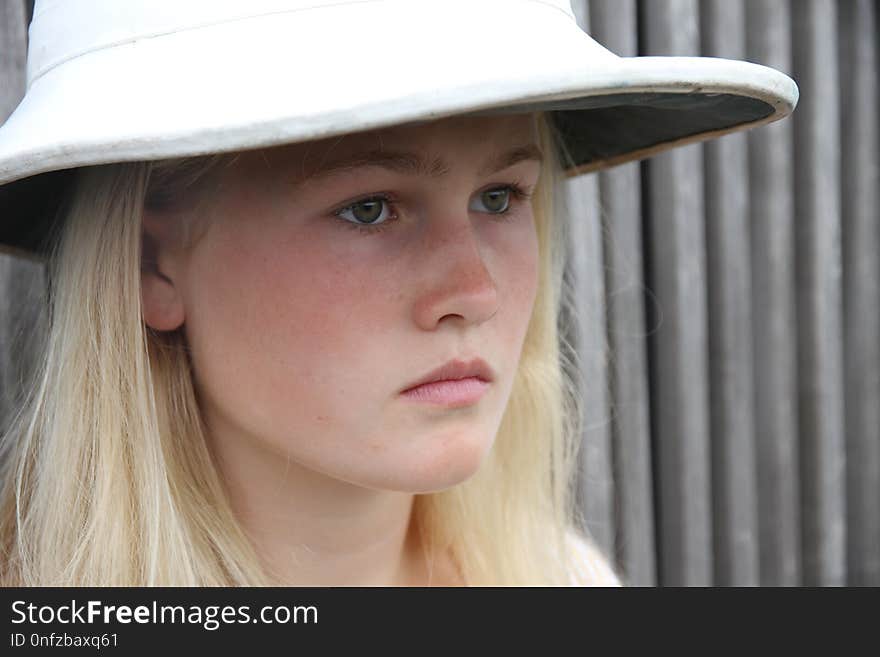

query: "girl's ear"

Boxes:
[140, 210, 186, 331]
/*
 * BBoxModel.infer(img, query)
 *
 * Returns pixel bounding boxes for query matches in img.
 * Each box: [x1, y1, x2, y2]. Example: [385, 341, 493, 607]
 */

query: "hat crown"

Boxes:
[27, 0, 578, 88]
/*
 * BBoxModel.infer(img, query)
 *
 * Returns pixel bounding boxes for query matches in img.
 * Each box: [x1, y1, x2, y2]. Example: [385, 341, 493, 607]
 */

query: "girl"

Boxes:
[0, 0, 797, 586]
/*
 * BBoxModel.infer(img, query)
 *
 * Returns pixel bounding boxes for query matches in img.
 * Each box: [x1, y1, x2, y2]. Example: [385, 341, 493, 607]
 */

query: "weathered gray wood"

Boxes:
[566, 0, 616, 561]
[569, 0, 589, 31]
[700, 0, 759, 587]
[589, 0, 656, 587]
[589, 2, 638, 57]
[839, 0, 880, 587]
[744, 0, 801, 587]
[641, 0, 713, 586]
[0, 256, 46, 436]
[791, 0, 847, 587]
[0, 0, 27, 122]
[564, 172, 616, 558]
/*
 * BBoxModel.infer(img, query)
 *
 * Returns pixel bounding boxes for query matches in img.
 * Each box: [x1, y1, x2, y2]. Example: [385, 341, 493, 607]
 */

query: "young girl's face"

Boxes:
[143, 114, 542, 493]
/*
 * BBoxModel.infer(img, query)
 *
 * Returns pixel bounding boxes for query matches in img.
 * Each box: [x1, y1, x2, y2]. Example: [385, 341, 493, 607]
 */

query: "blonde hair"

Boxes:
[0, 114, 620, 586]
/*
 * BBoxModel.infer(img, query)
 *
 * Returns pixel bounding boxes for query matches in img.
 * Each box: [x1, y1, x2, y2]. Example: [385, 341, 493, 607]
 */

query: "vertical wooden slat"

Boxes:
[744, 0, 801, 587]
[791, 0, 847, 587]
[839, 0, 880, 587]
[569, 0, 589, 30]
[589, 0, 656, 587]
[700, 0, 759, 587]
[0, 255, 46, 434]
[565, 1, 616, 560]
[0, 0, 27, 122]
[564, 172, 615, 555]
[640, 0, 713, 586]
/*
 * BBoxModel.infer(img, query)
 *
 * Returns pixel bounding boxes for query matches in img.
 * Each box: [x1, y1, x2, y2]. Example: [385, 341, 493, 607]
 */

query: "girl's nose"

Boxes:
[410, 213, 500, 332]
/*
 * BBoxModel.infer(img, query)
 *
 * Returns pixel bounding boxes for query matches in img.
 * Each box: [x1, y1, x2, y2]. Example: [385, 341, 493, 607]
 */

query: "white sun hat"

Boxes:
[0, 0, 798, 258]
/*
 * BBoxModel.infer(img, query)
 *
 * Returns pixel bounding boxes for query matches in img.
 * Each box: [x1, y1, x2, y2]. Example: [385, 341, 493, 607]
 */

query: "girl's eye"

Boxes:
[472, 187, 512, 214]
[471, 184, 533, 214]
[334, 195, 396, 231]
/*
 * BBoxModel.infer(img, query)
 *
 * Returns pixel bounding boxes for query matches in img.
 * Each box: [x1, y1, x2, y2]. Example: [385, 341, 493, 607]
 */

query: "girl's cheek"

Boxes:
[253, 242, 392, 341]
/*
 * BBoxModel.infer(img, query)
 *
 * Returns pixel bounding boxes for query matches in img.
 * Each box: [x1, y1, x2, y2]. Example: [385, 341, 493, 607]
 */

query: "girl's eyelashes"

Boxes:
[333, 193, 399, 235]
[470, 182, 533, 214]
[331, 183, 534, 235]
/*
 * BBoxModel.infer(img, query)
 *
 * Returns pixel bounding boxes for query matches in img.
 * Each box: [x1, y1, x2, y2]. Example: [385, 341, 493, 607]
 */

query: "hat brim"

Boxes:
[0, 0, 797, 257]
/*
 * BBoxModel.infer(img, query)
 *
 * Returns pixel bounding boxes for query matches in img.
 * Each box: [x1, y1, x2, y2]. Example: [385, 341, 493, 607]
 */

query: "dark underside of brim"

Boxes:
[0, 167, 76, 260]
[547, 91, 775, 168]
[0, 91, 775, 259]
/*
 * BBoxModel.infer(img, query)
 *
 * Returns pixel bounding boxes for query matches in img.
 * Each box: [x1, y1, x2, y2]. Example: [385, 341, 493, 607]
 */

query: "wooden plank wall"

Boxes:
[568, 0, 879, 586]
[745, 0, 801, 587]
[0, 1, 877, 586]
[838, 0, 880, 586]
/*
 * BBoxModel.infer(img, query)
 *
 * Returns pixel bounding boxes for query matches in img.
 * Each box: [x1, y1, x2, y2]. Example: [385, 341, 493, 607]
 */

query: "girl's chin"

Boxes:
[366, 437, 494, 493]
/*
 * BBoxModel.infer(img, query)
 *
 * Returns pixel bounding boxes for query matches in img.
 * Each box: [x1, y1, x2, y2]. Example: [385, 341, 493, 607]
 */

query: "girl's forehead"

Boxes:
[236, 113, 539, 179]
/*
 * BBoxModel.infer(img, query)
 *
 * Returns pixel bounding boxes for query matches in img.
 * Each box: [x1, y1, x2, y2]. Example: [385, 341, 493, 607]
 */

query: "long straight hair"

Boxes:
[0, 113, 619, 585]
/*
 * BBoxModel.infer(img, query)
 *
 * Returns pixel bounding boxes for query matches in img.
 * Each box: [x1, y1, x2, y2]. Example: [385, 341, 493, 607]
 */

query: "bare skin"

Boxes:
[141, 114, 541, 585]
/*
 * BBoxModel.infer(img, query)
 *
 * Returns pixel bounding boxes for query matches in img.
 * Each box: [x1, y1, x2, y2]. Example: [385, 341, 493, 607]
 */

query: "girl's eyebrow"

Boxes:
[295, 143, 544, 188]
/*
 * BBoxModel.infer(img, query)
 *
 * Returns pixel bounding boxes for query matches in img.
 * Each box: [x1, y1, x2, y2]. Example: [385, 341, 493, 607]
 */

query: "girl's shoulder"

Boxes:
[566, 531, 624, 587]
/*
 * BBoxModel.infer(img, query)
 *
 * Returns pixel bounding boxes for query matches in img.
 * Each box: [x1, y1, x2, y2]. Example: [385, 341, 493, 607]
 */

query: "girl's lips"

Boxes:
[399, 377, 489, 407]
[401, 357, 495, 392]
